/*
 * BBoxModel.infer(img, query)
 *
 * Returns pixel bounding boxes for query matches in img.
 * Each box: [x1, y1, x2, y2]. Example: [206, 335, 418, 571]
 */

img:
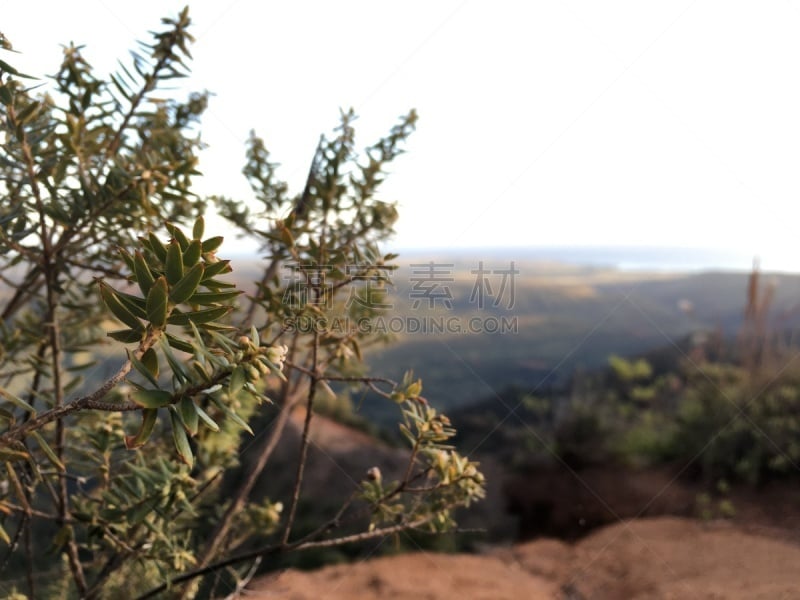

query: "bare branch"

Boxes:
[281, 330, 320, 545]
[185, 386, 302, 595]
[0, 331, 161, 446]
[136, 509, 458, 600]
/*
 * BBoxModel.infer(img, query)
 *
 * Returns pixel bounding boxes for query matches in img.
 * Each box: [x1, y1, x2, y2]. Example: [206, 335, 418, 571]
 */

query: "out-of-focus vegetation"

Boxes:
[453, 264, 800, 493]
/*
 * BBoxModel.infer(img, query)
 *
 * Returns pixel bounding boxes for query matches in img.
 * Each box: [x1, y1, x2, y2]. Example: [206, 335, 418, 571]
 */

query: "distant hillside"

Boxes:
[352, 262, 800, 424]
[181, 256, 800, 424]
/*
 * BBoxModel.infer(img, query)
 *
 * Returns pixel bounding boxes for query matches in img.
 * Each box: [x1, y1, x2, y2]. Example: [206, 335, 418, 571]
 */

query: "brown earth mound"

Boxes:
[247, 516, 800, 599]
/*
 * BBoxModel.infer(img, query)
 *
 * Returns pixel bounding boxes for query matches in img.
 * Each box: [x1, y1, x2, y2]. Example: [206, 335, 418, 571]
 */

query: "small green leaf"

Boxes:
[115, 290, 148, 319]
[195, 321, 236, 332]
[110, 73, 132, 101]
[187, 289, 242, 305]
[0, 85, 12, 106]
[147, 232, 168, 262]
[141, 348, 159, 380]
[207, 330, 237, 353]
[167, 306, 231, 326]
[194, 403, 219, 432]
[0, 386, 36, 414]
[158, 336, 190, 382]
[192, 216, 205, 240]
[179, 397, 199, 436]
[99, 282, 144, 331]
[108, 329, 144, 343]
[146, 276, 169, 328]
[201, 260, 232, 280]
[165, 333, 195, 354]
[0, 522, 10, 545]
[0, 59, 19, 75]
[127, 495, 160, 525]
[165, 240, 184, 285]
[32, 432, 65, 471]
[15, 100, 40, 124]
[229, 366, 246, 395]
[201, 279, 236, 290]
[210, 396, 253, 435]
[169, 406, 194, 466]
[128, 349, 159, 388]
[0, 447, 29, 462]
[182, 239, 201, 266]
[5, 463, 30, 514]
[118, 247, 136, 272]
[201, 236, 224, 253]
[191, 360, 211, 382]
[279, 226, 295, 247]
[350, 339, 362, 361]
[134, 250, 155, 296]
[125, 409, 158, 449]
[170, 262, 204, 304]
[166, 223, 190, 251]
[131, 389, 173, 409]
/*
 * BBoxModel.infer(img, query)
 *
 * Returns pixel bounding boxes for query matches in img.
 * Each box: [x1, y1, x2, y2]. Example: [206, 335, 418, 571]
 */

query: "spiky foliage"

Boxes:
[0, 9, 483, 599]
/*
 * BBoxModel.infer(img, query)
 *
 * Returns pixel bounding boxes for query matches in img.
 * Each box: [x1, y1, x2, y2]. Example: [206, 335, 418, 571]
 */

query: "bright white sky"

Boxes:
[4, 1, 800, 270]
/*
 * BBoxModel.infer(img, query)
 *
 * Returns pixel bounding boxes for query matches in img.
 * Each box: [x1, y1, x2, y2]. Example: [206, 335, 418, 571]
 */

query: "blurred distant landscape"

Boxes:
[227, 245, 800, 521]
[236, 244, 800, 593]
[255, 247, 800, 424]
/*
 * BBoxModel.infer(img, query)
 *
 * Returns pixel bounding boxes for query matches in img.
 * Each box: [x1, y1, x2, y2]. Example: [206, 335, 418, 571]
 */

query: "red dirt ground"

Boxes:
[247, 516, 800, 599]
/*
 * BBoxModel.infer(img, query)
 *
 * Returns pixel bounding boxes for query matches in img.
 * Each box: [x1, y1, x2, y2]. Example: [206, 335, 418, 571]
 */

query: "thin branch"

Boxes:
[0, 271, 40, 320]
[280, 330, 319, 545]
[0, 515, 25, 577]
[62, 257, 128, 279]
[267, 460, 434, 554]
[365, 380, 393, 399]
[285, 362, 397, 388]
[290, 491, 358, 547]
[102, 33, 178, 162]
[241, 253, 281, 329]
[9, 96, 89, 595]
[2, 503, 66, 522]
[404, 474, 480, 494]
[136, 511, 453, 600]
[402, 438, 422, 488]
[221, 557, 263, 600]
[183, 385, 301, 596]
[0, 331, 160, 445]
[0, 233, 37, 261]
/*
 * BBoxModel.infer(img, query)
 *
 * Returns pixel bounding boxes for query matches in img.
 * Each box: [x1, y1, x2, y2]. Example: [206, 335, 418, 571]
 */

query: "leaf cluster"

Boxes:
[0, 9, 484, 599]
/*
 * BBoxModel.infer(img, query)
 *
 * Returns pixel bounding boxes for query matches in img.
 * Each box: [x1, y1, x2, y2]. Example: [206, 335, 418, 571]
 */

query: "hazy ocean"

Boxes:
[396, 246, 795, 274]
[228, 245, 796, 274]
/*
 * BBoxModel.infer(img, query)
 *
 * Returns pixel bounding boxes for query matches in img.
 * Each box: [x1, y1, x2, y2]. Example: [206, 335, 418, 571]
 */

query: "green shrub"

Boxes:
[0, 11, 484, 598]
